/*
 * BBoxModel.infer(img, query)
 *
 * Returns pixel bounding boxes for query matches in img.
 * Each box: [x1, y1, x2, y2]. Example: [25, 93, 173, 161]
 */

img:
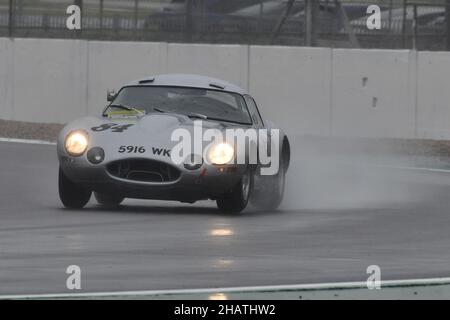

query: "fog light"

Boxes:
[87, 147, 105, 164]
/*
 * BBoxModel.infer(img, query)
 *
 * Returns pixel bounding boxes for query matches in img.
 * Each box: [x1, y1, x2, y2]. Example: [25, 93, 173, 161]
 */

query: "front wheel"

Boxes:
[217, 170, 253, 213]
[251, 164, 286, 211]
[94, 192, 124, 207]
[59, 167, 91, 209]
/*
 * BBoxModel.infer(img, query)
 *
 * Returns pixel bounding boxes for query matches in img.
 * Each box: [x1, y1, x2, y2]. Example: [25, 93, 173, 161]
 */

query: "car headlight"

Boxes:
[207, 143, 234, 165]
[65, 130, 89, 157]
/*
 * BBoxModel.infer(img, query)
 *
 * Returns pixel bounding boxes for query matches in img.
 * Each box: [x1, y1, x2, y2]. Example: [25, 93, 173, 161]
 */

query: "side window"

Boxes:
[244, 95, 264, 127]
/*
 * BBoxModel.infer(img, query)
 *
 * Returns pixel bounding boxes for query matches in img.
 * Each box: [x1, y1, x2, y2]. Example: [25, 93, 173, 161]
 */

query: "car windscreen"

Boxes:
[105, 86, 252, 125]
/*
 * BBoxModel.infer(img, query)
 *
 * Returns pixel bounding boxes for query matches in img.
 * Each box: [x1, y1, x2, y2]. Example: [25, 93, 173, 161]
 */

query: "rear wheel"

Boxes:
[94, 192, 124, 207]
[217, 170, 253, 214]
[59, 167, 91, 209]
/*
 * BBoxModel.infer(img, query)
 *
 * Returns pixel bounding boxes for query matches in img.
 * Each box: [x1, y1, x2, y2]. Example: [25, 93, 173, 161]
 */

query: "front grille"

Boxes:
[107, 159, 181, 183]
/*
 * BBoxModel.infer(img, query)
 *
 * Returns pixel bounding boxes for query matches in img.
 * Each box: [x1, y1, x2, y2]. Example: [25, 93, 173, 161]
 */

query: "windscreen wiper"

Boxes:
[110, 104, 146, 114]
[153, 107, 168, 114]
[186, 112, 208, 120]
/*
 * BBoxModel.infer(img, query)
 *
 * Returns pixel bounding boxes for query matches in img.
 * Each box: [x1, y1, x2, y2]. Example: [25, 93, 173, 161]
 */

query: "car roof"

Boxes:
[126, 74, 248, 95]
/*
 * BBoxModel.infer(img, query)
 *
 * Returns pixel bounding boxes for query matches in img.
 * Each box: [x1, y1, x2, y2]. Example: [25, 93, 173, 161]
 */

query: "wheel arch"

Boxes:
[281, 135, 291, 172]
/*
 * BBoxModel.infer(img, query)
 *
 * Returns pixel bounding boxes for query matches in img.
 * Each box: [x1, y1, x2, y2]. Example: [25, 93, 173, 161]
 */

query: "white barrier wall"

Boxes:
[249, 46, 332, 137]
[0, 37, 449, 140]
[331, 49, 416, 139]
[417, 52, 450, 140]
[13, 38, 88, 123]
[0, 38, 13, 120]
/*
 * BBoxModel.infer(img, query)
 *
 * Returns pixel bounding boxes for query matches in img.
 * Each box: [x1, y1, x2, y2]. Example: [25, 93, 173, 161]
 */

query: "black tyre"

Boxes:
[251, 164, 286, 211]
[94, 192, 124, 207]
[59, 167, 91, 209]
[217, 170, 253, 213]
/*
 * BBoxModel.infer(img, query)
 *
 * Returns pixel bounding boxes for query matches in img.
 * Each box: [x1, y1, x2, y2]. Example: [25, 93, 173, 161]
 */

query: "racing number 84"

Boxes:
[91, 123, 134, 133]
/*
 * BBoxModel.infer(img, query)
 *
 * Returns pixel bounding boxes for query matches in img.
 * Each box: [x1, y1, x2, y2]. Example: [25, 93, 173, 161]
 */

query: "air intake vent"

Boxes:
[139, 77, 155, 84]
[107, 159, 180, 183]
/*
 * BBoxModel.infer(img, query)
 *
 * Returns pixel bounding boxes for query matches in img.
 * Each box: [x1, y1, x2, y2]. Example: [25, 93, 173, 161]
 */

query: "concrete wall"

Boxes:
[417, 52, 450, 140]
[331, 49, 416, 139]
[249, 46, 332, 137]
[0, 38, 13, 120]
[13, 39, 88, 123]
[0, 37, 449, 140]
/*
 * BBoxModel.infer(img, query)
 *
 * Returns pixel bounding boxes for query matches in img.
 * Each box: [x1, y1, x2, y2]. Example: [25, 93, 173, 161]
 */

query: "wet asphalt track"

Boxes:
[1, 141, 450, 295]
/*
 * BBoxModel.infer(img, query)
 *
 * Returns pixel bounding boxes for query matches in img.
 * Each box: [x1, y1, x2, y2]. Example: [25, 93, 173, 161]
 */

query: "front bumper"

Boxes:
[59, 154, 246, 202]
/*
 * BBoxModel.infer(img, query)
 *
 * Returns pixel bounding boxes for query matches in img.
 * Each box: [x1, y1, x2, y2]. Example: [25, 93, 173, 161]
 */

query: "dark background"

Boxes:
[1, 0, 450, 50]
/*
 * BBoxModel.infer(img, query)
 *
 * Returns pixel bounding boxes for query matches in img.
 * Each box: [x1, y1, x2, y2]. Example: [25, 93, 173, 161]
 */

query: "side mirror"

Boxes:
[107, 89, 116, 102]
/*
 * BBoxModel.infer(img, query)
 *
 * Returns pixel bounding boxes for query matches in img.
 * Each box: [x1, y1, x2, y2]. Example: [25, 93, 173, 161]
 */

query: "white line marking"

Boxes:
[2, 277, 450, 300]
[0, 137, 56, 146]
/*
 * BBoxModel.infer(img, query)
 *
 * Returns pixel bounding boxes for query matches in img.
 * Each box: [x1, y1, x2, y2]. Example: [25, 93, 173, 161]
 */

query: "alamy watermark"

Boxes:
[66, 5, 81, 30]
[366, 5, 382, 30]
[66, 265, 81, 290]
[170, 121, 281, 176]
[367, 265, 382, 290]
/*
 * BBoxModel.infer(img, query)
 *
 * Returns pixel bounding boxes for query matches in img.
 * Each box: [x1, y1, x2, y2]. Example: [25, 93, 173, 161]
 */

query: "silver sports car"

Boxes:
[57, 74, 290, 213]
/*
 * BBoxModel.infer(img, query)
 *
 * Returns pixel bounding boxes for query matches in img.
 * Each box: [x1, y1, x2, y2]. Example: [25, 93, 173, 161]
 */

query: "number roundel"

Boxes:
[91, 123, 134, 133]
